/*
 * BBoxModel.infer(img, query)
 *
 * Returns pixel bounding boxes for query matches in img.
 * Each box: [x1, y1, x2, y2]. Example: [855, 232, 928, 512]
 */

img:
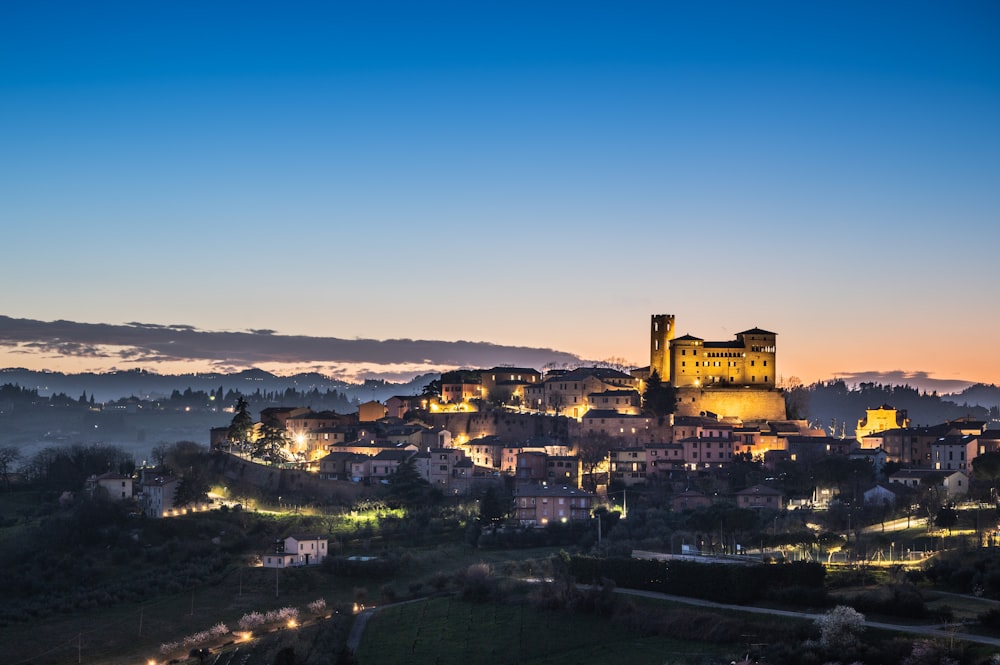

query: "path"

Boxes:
[614, 588, 1000, 648]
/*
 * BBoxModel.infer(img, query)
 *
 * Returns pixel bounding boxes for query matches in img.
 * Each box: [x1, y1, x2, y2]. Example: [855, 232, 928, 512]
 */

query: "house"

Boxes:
[735, 484, 785, 510]
[413, 447, 468, 489]
[368, 449, 414, 483]
[478, 366, 542, 405]
[318, 451, 366, 480]
[679, 434, 736, 470]
[850, 447, 888, 475]
[863, 483, 900, 507]
[140, 474, 180, 518]
[932, 435, 979, 473]
[645, 443, 685, 476]
[671, 489, 712, 511]
[526, 367, 638, 419]
[889, 469, 969, 500]
[514, 485, 594, 526]
[545, 456, 581, 488]
[261, 534, 328, 568]
[385, 395, 420, 419]
[87, 472, 133, 501]
[514, 450, 548, 483]
[586, 389, 641, 415]
[610, 448, 647, 486]
[573, 409, 662, 443]
[358, 400, 388, 423]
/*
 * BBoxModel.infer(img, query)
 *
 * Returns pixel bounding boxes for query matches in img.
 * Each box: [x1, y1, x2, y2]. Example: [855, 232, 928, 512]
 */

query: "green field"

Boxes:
[356, 596, 738, 665]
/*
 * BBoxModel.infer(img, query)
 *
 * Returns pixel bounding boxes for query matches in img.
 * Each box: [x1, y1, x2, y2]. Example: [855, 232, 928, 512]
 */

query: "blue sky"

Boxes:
[1, 1, 998, 385]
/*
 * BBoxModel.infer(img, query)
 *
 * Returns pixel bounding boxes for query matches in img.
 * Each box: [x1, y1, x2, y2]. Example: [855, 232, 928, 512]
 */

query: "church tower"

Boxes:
[650, 314, 675, 382]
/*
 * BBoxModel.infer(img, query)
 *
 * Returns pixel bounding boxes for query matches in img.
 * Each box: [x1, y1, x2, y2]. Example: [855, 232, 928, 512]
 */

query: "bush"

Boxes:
[816, 605, 865, 651]
[458, 563, 496, 602]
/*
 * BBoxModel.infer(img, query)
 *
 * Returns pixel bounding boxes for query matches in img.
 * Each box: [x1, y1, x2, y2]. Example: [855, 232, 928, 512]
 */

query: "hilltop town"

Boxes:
[4, 314, 1000, 665]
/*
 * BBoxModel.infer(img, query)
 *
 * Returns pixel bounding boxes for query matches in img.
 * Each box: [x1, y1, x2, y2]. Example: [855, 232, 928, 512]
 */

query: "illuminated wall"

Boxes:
[673, 387, 787, 421]
[670, 329, 777, 389]
[856, 405, 909, 443]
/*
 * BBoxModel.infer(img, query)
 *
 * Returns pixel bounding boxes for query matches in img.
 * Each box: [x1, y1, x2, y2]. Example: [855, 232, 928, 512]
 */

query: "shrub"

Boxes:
[458, 563, 496, 602]
[816, 605, 865, 651]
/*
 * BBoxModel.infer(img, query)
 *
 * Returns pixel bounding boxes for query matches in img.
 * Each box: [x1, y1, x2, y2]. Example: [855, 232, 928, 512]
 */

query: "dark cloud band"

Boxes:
[0, 315, 579, 369]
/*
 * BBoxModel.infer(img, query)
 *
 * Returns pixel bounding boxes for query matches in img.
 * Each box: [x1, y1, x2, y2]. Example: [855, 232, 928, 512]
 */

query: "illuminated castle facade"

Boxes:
[649, 314, 785, 421]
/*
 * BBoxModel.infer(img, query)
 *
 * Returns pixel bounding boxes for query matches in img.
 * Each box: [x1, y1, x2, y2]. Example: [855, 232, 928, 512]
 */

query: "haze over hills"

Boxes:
[0, 315, 582, 382]
[0, 367, 435, 406]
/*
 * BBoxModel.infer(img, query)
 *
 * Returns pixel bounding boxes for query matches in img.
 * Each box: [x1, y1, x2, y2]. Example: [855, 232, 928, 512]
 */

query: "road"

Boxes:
[614, 588, 1000, 648]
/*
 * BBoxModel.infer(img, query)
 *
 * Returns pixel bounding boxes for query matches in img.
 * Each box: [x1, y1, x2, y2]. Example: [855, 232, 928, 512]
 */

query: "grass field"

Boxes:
[355, 596, 738, 665]
[0, 543, 562, 665]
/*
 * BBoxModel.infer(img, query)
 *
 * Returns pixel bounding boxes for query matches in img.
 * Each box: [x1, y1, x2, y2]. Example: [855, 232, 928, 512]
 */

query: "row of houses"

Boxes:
[857, 408, 1000, 472]
[86, 470, 208, 518]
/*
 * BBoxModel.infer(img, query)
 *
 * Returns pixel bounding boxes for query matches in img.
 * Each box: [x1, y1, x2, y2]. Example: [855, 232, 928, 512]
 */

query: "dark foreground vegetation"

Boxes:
[7, 437, 1000, 664]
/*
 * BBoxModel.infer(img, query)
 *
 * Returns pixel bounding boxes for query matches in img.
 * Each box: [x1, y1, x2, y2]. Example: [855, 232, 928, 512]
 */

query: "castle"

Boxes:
[646, 314, 786, 421]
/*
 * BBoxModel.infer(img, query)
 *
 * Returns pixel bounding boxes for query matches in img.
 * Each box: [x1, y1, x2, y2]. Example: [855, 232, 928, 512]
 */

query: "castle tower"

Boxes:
[650, 314, 675, 382]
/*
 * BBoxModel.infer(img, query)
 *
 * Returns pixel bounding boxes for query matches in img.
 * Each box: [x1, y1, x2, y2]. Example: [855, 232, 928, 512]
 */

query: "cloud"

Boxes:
[0, 315, 580, 372]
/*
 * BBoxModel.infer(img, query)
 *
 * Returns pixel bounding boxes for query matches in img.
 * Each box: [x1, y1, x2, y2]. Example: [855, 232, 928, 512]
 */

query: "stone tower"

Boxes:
[649, 314, 675, 382]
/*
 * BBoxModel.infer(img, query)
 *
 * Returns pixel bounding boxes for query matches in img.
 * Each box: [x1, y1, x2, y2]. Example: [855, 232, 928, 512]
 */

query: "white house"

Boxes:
[140, 475, 179, 518]
[889, 469, 969, 500]
[262, 534, 329, 568]
[87, 472, 134, 501]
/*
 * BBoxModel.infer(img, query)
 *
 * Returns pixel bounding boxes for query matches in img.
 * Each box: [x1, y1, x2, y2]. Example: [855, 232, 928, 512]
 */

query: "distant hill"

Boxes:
[945, 383, 1000, 411]
[0, 367, 437, 405]
[786, 380, 999, 437]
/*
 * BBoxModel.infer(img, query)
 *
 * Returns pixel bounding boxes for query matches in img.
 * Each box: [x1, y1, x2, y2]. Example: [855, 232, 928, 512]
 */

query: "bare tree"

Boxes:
[0, 446, 21, 491]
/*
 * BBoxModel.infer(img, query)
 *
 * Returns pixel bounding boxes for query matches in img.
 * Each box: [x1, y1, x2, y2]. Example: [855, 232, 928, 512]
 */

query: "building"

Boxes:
[514, 485, 594, 526]
[262, 534, 329, 568]
[86, 472, 133, 501]
[525, 367, 638, 419]
[647, 314, 786, 421]
[609, 448, 647, 486]
[735, 484, 785, 510]
[932, 434, 980, 473]
[358, 400, 388, 423]
[889, 469, 969, 500]
[856, 405, 910, 443]
[573, 410, 663, 443]
[140, 474, 179, 518]
[863, 483, 900, 507]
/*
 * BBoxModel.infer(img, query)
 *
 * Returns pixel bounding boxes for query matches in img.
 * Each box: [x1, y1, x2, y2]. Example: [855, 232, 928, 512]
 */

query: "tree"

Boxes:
[385, 456, 432, 510]
[254, 423, 287, 461]
[935, 505, 958, 534]
[547, 391, 565, 416]
[641, 370, 675, 418]
[816, 605, 865, 650]
[174, 472, 210, 507]
[227, 396, 255, 452]
[973, 451, 1000, 502]
[575, 432, 612, 492]
[478, 485, 508, 525]
[0, 446, 21, 491]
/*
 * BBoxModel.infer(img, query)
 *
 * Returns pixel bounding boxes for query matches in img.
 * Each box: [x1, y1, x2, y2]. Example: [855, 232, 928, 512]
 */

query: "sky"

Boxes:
[1, 1, 998, 388]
